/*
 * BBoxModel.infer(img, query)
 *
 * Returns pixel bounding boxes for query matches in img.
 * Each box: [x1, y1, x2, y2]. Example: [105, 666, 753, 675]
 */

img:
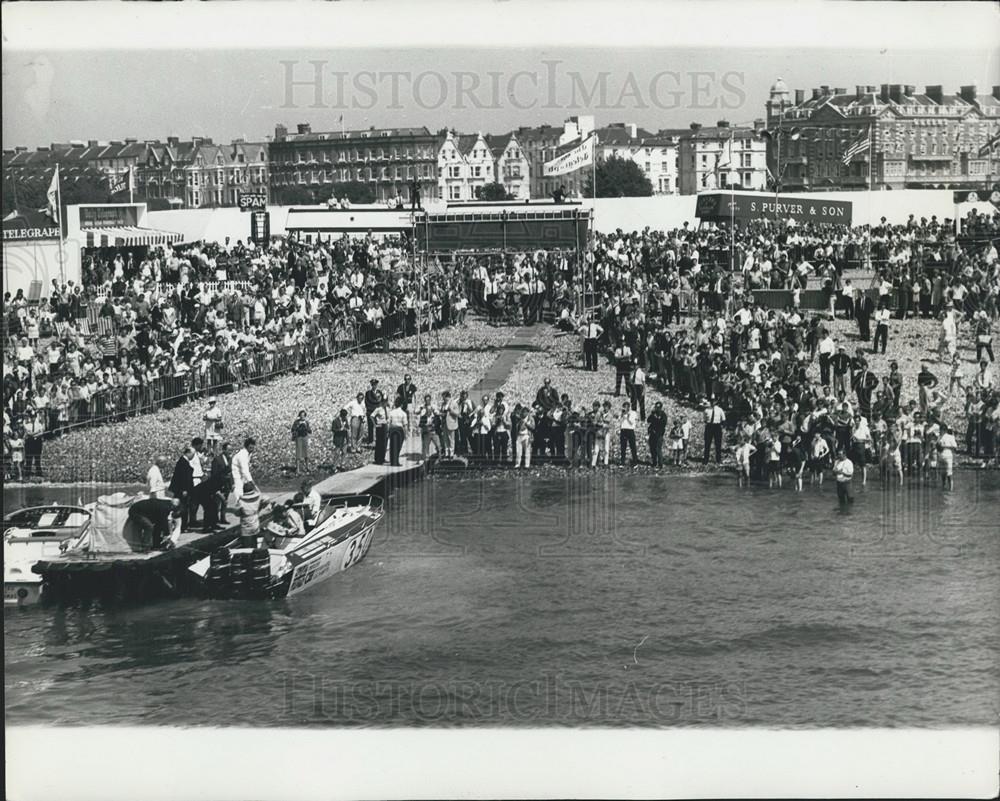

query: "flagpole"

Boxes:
[866, 122, 873, 272]
[56, 164, 65, 283]
[129, 165, 134, 204]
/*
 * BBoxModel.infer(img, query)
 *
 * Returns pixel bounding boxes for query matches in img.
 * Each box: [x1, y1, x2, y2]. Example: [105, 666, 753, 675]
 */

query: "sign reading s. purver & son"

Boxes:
[695, 192, 853, 225]
[238, 191, 267, 212]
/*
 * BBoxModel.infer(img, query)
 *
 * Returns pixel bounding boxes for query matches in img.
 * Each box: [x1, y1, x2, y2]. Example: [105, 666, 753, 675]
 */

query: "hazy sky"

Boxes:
[5, 46, 998, 149]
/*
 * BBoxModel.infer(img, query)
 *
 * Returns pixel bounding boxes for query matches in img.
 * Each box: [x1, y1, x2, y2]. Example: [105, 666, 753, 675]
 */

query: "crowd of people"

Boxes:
[2, 233, 476, 478]
[5, 208, 1000, 496]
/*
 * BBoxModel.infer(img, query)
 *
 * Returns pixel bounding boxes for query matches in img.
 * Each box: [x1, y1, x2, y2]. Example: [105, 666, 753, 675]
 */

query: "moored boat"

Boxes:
[4, 505, 92, 607]
[189, 494, 383, 600]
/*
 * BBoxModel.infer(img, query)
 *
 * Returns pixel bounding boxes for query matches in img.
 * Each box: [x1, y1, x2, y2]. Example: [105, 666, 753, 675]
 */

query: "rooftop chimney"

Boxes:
[879, 84, 890, 102]
[167, 136, 180, 146]
[296, 123, 312, 135]
[834, 87, 847, 95]
[689, 122, 702, 132]
[795, 89, 805, 105]
[274, 124, 288, 142]
[959, 85, 977, 103]
[889, 84, 902, 102]
[866, 85, 876, 94]
[855, 85, 865, 100]
[87, 139, 99, 148]
[125, 137, 137, 144]
[753, 118, 766, 133]
[926, 85, 944, 104]
[993, 86, 1000, 101]
[903, 85, 915, 97]
[812, 88, 821, 100]
[716, 119, 730, 128]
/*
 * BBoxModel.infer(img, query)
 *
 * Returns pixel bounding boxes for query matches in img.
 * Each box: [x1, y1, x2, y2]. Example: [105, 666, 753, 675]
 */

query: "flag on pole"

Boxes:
[842, 126, 871, 165]
[110, 166, 134, 195]
[543, 134, 595, 177]
[44, 166, 60, 221]
[978, 128, 1000, 158]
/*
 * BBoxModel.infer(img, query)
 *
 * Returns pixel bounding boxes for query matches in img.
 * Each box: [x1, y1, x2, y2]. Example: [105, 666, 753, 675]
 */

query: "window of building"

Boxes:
[741, 171, 751, 185]
[449, 185, 462, 200]
[741, 153, 752, 168]
[473, 166, 482, 177]
[449, 165, 461, 178]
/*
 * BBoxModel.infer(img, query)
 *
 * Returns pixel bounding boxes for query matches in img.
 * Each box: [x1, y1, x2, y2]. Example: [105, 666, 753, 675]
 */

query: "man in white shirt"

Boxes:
[833, 448, 854, 507]
[345, 392, 367, 453]
[386, 400, 409, 467]
[818, 330, 835, 386]
[703, 400, 726, 464]
[231, 437, 256, 501]
[618, 401, 639, 466]
[203, 397, 223, 455]
[147, 456, 168, 498]
[299, 480, 322, 529]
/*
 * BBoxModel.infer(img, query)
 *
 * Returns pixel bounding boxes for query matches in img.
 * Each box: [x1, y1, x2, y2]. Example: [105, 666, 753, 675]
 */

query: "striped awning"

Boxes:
[83, 226, 184, 248]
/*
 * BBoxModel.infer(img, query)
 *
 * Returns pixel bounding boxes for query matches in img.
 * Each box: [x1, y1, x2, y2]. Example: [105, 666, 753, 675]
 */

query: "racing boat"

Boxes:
[189, 494, 383, 599]
[4, 504, 92, 607]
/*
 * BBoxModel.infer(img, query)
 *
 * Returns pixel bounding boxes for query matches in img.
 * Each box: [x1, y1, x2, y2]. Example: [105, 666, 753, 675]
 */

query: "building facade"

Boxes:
[436, 131, 531, 202]
[4, 137, 270, 209]
[765, 79, 1000, 191]
[677, 121, 768, 195]
[268, 123, 440, 204]
[488, 133, 530, 200]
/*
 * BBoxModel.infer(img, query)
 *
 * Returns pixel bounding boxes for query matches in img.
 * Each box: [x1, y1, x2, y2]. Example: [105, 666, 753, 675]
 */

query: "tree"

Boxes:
[582, 156, 654, 198]
[475, 182, 513, 201]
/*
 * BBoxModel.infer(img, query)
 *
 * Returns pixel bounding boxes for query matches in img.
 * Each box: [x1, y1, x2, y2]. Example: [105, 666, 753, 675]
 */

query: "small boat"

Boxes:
[4, 504, 92, 607]
[189, 494, 383, 600]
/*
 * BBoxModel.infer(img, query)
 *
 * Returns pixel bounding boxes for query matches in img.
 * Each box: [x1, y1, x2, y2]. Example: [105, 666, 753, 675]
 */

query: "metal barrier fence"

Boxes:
[15, 306, 444, 440]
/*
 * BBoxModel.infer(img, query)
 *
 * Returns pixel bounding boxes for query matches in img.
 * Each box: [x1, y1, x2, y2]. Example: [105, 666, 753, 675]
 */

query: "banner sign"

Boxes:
[695, 192, 853, 225]
[79, 205, 139, 229]
[953, 187, 1000, 206]
[238, 191, 267, 212]
[543, 135, 595, 177]
[251, 211, 270, 245]
[3, 225, 61, 241]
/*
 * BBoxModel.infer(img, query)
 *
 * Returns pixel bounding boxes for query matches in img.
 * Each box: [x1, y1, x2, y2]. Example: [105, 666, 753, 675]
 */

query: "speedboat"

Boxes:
[189, 494, 383, 599]
[4, 504, 92, 607]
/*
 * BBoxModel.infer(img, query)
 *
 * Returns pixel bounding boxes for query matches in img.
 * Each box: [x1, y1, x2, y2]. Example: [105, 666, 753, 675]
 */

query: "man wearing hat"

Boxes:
[203, 397, 223, 455]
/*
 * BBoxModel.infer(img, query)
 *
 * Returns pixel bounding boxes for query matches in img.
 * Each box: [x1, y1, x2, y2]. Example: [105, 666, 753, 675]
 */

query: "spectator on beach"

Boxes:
[291, 410, 312, 474]
[346, 392, 366, 453]
[203, 397, 223, 455]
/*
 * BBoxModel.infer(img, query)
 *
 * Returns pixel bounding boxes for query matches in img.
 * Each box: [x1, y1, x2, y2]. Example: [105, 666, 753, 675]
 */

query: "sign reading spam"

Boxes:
[695, 192, 853, 225]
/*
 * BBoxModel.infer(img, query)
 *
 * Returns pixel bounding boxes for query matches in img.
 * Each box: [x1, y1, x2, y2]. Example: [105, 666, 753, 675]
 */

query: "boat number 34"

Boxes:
[343, 530, 372, 570]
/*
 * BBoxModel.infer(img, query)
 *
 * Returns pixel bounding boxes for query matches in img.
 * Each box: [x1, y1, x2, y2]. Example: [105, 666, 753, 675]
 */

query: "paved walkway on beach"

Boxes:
[298, 322, 541, 498]
[468, 323, 540, 394]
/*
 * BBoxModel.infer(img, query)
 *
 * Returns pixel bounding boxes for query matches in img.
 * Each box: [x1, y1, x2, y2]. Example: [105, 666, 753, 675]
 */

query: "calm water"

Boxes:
[5, 473, 999, 728]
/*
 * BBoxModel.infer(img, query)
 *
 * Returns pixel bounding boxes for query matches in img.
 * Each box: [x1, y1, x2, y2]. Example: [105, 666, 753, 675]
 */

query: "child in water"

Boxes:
[734, 436, 756, 488]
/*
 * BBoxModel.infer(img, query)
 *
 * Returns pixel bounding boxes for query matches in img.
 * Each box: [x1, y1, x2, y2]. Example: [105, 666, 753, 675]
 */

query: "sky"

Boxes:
[3, 3, 998, 149]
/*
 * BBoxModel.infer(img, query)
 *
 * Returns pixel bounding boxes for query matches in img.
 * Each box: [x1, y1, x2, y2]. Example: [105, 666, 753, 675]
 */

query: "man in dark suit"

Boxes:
[534, 378, 560, 412]
[856, 291, 875, 342]
[396, 374, 418, 413]
[167, 446, 196, 531]
[205, 442, 234, 529]
[364, 379, 385, 444]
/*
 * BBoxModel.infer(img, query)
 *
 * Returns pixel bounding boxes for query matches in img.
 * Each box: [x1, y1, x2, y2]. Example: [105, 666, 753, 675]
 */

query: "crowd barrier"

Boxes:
[11, 305, 447, 441]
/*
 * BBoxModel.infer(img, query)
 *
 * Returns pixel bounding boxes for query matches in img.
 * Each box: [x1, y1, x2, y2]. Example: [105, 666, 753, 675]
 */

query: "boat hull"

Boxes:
[284, 516, 378, 597]
[4, 580, 43, 607]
